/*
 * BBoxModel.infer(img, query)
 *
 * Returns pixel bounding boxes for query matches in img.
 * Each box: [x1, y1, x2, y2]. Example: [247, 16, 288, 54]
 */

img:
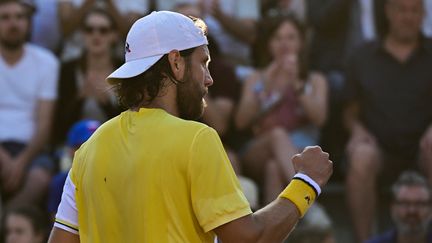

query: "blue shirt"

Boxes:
[366, 229, 432, 243]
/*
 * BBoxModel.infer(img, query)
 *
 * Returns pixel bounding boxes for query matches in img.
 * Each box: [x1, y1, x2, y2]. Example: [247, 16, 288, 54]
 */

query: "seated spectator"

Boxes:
[366, 171, 432, 243]
[2, 204, 48, 243]
[344, 0, 432, 242]
[48, 120, 101, 220]
[235, 15, 328, 204]
[52, 8, 123, 146]
[58, 0, 149, 60]
[0, 0, 59, 207]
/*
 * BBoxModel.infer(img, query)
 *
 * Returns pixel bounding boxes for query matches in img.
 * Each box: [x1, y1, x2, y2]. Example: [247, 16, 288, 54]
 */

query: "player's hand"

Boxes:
[292, 146, 333, 187]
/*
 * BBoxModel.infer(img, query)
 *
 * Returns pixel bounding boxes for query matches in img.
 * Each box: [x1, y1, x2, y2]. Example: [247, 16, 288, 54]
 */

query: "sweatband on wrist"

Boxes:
[279, 176, 319, 217]
[293, 173, 321, 196]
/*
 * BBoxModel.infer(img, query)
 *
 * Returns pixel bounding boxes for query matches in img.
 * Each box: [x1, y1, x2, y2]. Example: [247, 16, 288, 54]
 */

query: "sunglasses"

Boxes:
[83, 25, 112, 35]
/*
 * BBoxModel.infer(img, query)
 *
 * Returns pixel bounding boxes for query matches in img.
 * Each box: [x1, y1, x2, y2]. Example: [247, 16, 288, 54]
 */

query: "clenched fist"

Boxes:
[292, 146, 333, 187]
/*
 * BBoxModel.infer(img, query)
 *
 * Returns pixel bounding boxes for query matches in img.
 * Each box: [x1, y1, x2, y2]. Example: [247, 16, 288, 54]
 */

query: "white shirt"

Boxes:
[0, 44, 59, 142]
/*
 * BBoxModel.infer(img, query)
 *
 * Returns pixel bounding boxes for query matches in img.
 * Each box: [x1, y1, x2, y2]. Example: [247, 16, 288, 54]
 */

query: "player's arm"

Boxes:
[214, 146, 332, 242]
[48, 172, 80, 243]
[48, 228, 80, 243]
[214, 198, 300, 242]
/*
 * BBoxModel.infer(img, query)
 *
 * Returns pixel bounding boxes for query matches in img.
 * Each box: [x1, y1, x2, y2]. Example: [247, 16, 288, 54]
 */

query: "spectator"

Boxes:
[2, 205, 47, 243]
[48, 120, 100, 220]
[52, 8, 122, 146]
[366, 171, 432, 243]
[344, 0, 432, 242]
[0, 0, 59, 207]
[58, 0, 149, 60]
[235, 15, 328, 204]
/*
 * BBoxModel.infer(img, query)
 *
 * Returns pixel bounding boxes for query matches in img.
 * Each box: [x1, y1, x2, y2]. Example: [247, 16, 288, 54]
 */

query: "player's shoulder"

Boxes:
[170, 115, 213, 133]
[25, 43, 59, 66]
[162, 113, 221, 140]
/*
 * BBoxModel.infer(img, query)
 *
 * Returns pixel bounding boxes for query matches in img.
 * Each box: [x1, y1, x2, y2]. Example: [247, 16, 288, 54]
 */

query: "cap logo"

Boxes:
[125, 42, 131, 53]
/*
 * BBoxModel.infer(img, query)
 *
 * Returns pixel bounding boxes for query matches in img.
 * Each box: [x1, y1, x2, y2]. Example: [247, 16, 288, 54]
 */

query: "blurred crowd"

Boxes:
[0, 0, 432, 242]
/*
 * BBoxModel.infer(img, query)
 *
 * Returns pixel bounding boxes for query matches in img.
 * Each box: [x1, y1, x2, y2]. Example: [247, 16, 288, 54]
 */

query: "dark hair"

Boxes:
[111, 17, 207, 109]
[0, 0, 31, 18]
[392, 171, 432, 201]
[2, 204, 48, 238]
[112, 48, 194, 108]
[253, 14, 308, 80]
[81, 7, 118, 30]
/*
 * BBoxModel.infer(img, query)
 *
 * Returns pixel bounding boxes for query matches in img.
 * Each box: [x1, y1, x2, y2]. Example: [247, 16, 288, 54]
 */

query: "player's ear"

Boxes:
[168, 50, 185, 81]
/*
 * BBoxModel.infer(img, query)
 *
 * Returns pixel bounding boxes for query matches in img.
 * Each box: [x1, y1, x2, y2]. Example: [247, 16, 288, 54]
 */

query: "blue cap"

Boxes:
[67, 120, 101, 147]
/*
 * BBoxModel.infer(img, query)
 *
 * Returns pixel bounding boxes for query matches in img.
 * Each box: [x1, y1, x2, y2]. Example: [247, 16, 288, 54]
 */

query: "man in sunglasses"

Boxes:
[48, 11, 332, 243]
[0, 0, 59, 207]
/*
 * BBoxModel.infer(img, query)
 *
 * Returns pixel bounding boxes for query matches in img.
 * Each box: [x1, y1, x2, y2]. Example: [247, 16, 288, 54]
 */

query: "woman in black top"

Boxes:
[53, 8, 123, 146]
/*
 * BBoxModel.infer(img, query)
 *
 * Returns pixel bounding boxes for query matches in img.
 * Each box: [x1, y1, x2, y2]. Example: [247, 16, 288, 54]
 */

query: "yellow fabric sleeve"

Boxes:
[279, 178, 317, 217]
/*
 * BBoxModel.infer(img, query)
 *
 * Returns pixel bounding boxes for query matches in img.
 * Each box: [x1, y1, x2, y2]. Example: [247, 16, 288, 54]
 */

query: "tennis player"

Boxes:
[48, 11, 332, 243]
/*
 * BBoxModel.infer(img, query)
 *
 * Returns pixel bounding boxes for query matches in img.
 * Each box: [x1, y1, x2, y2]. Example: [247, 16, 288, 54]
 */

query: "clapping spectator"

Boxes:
[235, 15, 328, 204]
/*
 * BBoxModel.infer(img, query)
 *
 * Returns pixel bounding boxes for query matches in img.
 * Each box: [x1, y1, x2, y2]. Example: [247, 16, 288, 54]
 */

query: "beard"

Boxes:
[0, 30, 26, 50]
[394, 214, 430, 236]
[176, 66, 206, 121]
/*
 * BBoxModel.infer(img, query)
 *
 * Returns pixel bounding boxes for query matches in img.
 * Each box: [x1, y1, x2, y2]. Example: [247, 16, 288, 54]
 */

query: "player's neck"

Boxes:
[0, 43, 24, 66]
[132, 81, 179, 117]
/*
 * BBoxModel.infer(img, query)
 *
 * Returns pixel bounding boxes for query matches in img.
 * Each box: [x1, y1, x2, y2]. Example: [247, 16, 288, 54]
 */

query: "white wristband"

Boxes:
[293, 173, 321, 196]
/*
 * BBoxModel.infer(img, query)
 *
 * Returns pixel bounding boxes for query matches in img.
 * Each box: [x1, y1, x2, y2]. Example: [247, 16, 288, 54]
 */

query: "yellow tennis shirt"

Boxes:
[69, 108, 252, 242]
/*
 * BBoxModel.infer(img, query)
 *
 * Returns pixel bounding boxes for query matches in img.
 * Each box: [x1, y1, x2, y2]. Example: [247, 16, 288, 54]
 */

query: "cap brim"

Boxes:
[106, 54, 164, 84]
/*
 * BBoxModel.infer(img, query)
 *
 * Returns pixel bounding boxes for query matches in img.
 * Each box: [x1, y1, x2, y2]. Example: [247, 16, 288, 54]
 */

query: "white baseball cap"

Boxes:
[107, 11, 208, 82]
